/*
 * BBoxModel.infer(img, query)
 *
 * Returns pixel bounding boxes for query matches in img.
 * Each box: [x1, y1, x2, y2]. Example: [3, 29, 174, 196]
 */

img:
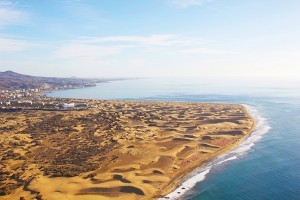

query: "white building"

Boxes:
[61, 103, 75, 109]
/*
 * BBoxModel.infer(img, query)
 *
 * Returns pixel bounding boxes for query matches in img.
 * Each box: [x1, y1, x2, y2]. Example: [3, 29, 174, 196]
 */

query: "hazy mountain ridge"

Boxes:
[0, 71, 104, 90]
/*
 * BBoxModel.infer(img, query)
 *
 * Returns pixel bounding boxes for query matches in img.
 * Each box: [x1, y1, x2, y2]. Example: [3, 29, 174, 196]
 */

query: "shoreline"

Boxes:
[159, 105, 269, 199]
[1, 87, 258, 199]
[40, 78, 138, 98]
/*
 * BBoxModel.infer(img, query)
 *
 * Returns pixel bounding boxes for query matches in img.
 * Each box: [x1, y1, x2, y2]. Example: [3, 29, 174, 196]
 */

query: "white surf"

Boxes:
[159, 105, 271, 200]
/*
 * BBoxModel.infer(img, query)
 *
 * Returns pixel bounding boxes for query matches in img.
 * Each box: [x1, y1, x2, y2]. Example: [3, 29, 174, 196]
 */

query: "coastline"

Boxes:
[41, 87, 258, 199]
[38, 82, 102, 97]
[1, 83, 260, 200]
[1, 73, 297, 200]
[39, 78, 134, 97]
[160, 105, 270, 199]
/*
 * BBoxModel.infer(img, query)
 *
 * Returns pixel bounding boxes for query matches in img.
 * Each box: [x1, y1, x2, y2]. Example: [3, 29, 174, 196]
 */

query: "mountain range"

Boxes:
[0, 71, 99, 90]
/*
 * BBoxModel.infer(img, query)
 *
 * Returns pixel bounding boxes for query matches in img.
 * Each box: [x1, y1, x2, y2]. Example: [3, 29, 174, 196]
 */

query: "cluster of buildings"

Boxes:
[0, 88, 40, 99]
[0, 99, 94, 111]
[0, 81, 95, 99]
[49, 101, 91, 109]
[0, 87, 99, 111]
[0, 81, 100, 112]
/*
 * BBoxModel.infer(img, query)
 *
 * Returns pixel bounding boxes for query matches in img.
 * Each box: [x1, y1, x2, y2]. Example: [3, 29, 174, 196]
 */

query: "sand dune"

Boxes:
[0, 100, 254, 199]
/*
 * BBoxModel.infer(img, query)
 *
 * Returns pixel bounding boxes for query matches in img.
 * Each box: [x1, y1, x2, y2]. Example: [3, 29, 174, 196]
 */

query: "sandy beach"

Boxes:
[0, 100, 255, 200]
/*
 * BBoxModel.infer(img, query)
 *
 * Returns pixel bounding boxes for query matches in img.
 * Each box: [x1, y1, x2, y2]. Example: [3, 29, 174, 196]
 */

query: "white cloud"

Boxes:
[53, 34, 199, 59]
[0, 37, 28, 52]
[54, 42, 133, 58]
[63, 0, 106, 24]
[0, 2, 30, 52]
[180, 47, 230, 54]
[0, 2, 28, 28]
[81, 34, 191, 46]
[169, 0, 213, 8]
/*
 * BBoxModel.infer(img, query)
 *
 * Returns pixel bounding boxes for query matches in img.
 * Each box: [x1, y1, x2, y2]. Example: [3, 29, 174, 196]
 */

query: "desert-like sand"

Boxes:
[0, 100, 255, 200]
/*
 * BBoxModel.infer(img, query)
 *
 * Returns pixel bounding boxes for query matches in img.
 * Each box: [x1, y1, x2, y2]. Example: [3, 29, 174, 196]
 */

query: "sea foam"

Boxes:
[159, 105, 271, 200]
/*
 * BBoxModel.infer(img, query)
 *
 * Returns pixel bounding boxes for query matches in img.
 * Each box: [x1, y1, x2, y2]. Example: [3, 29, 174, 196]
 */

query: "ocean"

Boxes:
[46, 77, 300, 200]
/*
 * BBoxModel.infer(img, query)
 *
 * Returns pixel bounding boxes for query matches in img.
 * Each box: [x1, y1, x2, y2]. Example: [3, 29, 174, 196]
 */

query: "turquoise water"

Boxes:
[46, 78, 300, 200]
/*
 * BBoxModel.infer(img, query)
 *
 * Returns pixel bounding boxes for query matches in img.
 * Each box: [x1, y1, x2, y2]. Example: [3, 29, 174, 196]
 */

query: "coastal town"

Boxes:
[0, 71, 101, 111]
[0, 87, 98, 111]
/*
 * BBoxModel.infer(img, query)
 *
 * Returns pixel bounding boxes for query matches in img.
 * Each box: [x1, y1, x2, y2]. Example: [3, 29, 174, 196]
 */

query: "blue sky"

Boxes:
[0, 0, 299, 78]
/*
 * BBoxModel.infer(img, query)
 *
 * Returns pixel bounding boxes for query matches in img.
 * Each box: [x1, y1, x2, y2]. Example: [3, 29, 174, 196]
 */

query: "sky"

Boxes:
[0, 0, 300, 79]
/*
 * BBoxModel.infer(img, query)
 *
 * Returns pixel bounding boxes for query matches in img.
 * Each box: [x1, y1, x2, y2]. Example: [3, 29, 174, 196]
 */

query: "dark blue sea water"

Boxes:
[46, 78, 300, 200]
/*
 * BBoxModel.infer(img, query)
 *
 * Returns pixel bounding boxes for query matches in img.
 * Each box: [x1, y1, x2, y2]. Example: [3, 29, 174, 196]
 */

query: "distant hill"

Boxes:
[0, 70, 100, 90]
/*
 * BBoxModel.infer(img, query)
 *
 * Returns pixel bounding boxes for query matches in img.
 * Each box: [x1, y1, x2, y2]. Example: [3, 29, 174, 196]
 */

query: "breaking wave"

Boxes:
[159, 105, 271, 200]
